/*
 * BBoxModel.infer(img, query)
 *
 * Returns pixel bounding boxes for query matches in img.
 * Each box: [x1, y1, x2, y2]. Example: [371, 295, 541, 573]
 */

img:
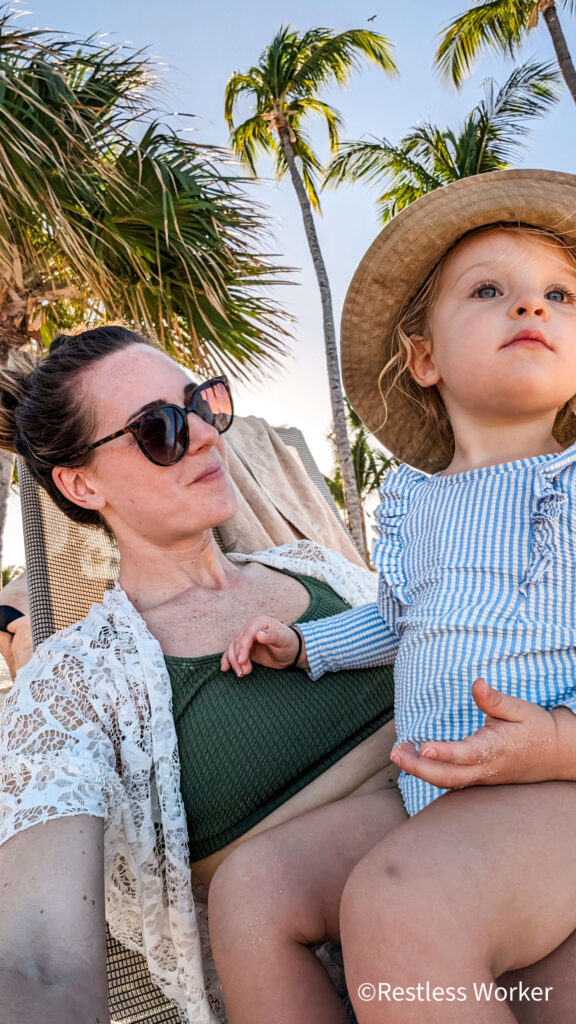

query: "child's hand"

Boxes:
[220, 617, 306, 677]
[390, 678, 569, 788]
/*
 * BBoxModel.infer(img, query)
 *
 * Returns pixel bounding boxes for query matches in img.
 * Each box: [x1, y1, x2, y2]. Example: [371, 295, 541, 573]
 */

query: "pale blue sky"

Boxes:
[4, 0, 576, 562]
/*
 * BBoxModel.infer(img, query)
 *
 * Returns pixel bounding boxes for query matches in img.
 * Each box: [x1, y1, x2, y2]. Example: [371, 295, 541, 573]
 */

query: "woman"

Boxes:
[0, 326, 400, 1024]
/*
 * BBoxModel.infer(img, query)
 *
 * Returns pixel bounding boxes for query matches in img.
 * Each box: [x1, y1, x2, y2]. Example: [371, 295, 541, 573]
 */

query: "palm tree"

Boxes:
[324, 61, 560, 222]
[1, 564, 24, 589]
[0, 11, 292, 564]
[225, 25, 398, 560]
[435, 0, 576, 105]
[324, 400, 397, 557]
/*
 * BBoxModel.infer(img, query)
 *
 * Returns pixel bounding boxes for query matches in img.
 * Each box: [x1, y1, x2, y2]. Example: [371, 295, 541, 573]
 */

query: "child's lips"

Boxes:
[504, 330, 551, 350]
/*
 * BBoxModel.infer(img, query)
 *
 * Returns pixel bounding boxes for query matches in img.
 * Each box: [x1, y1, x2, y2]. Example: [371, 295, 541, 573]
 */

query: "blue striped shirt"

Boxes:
[299, 444, 576, 815]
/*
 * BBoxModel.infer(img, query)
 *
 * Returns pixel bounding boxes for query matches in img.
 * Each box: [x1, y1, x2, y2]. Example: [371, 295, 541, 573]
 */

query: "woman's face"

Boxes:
[67, 344, 238, 547]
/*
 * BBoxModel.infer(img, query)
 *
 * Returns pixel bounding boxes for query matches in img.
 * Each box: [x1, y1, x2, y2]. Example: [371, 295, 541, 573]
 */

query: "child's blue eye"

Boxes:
[547, 287, 573, 303]
[473, 283, 498, 299]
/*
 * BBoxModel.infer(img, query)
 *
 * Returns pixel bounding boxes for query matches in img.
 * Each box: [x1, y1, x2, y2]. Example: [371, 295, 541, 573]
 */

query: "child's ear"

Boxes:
[408, 335, 441, 388]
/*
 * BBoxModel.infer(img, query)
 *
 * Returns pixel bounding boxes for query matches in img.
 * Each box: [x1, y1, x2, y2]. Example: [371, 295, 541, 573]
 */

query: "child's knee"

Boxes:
[341, 832, 434, 951]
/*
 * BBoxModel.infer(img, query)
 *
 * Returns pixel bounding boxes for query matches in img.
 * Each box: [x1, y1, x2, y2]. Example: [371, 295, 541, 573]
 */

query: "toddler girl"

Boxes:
[212, 169, 576, 1024]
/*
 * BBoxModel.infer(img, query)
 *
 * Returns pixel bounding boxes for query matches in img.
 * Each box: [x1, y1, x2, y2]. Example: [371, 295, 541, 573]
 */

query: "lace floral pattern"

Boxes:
[0, 542, 374, 1023]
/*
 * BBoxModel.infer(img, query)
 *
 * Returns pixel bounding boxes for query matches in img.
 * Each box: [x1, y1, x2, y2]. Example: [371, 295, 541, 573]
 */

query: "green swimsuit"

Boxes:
[165, 571, 394, 860]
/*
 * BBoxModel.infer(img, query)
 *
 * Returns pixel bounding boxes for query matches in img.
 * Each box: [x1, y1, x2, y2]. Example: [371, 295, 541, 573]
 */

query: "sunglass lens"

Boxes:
[139, 407, 187, 465]
[195, 379, 233, 434]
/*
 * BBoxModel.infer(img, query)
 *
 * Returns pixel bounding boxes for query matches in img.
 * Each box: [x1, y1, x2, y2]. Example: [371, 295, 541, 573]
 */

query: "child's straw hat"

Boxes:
[341, 168, 576, 472]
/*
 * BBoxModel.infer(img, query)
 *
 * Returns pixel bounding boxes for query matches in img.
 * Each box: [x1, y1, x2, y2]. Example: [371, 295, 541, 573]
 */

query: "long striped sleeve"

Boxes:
[298, 602, 400, 680]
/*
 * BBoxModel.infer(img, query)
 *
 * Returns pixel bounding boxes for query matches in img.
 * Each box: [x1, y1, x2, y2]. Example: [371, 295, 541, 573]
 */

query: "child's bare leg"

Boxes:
[209, 788, 406, 1024]
[341, 781, 576, 1024]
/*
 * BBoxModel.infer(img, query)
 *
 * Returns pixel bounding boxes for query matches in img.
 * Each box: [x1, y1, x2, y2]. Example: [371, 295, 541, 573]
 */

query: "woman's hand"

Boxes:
[0, 572, 31, 680]
[221, 616, 307, 676]
[5, 614, 34, 678]
[390, 678, 576, 788]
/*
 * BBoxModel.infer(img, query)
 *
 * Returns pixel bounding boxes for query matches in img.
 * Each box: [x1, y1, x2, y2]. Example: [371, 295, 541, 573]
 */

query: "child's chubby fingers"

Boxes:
[390, 741, 481, 789]
[220, 628, 256, 677]
[418, 734, 494, 766]
[220, 623, 255, 676]
[220, 616, 291, 676]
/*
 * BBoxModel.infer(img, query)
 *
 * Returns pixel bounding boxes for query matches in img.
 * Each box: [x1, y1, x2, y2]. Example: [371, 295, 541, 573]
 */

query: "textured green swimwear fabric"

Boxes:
[166, 570, 394, 860]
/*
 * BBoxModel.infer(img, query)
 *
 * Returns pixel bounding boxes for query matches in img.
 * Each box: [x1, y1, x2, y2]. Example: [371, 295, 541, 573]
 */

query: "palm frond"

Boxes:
[324, 136, 444, 220]
[224, 69, 267, 129]
[326, 58, 559, 223]
[229, 114, 275, 175]
[435, 0, 536, 87]
[468, 60, 561, 170]
[292, 28, 397, 94]
[0, 8, 292, 375]
[289, 97, 344, 152]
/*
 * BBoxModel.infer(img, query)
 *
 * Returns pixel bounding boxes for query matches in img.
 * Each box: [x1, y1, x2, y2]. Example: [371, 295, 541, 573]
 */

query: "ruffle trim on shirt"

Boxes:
[373, 463, 426, 605]
[520, 444, 576, 593]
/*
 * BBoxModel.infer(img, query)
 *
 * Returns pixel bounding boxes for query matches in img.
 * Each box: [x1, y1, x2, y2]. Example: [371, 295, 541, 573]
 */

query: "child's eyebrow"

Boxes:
[451, 262, 499, 287]
[452, 259, 576, 288]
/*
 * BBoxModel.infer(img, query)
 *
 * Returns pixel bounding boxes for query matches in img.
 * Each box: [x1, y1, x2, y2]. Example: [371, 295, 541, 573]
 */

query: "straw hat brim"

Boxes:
[341, 169, 576, 473]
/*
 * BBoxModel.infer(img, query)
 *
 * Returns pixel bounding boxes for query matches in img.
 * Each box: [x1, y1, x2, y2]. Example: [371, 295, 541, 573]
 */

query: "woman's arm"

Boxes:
[391, 678, 576, 787]
[0, 815, 110, 1024]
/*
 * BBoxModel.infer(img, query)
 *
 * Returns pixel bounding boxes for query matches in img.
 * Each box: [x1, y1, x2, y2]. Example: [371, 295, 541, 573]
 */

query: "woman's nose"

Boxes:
[185, 411, 220, 453]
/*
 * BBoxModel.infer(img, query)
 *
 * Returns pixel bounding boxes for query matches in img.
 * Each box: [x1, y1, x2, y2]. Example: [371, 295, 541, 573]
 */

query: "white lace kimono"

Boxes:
[0, 542, 377, 1024]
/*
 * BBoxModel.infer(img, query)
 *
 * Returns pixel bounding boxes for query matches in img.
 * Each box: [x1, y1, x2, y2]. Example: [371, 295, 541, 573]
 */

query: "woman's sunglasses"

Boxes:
[64, 376, 233, 467]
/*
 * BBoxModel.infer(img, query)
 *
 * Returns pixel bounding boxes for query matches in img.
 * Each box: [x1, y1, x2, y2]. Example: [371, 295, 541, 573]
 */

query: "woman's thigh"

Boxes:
[342, 781, 576, 979]
[501, 927, 576, 1023]
[209, 787, 407, 945]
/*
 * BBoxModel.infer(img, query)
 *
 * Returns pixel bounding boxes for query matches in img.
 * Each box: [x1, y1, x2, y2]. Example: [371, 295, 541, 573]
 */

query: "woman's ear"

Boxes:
[51, 465, 106, 512]
[408, 335, 441, 388]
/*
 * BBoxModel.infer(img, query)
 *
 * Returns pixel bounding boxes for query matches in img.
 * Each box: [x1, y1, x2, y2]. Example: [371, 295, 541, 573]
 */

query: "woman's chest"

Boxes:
[145, 566, 311, 657]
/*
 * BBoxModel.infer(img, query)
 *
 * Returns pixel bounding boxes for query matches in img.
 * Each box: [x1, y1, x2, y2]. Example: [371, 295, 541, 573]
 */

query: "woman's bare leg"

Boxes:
[209, 788, 406, 1024]
[340, 782, 576, 1024]
[499, 927, 576, 1023]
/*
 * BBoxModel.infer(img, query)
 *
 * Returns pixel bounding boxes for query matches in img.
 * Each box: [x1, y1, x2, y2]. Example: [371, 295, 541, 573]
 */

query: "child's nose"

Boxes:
[510, 298, 546, 319]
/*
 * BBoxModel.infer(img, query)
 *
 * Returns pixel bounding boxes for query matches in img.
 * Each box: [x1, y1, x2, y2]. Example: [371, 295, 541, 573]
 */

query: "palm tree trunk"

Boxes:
[0, 318, 30, 575]
[276, 126, 368, 560]
[541, 2, 576, 104]
[0, 452, 13, 572]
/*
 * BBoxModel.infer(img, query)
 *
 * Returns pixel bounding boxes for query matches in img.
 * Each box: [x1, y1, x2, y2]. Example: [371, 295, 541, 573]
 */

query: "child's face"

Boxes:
[410, 228, 576, 428]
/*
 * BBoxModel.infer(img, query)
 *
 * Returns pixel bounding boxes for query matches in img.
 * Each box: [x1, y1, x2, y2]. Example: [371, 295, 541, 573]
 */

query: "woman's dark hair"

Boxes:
[0, 325, 152, 528]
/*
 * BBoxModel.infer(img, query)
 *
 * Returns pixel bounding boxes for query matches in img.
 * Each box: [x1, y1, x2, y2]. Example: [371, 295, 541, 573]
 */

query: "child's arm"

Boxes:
[221, 602, 400, 678]
[391, 678, 576, 787]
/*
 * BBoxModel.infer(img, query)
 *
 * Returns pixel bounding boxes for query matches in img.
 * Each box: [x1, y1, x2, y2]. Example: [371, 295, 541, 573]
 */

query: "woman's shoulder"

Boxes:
[12, 589, 142, 701]
[230, 540, 378, 605]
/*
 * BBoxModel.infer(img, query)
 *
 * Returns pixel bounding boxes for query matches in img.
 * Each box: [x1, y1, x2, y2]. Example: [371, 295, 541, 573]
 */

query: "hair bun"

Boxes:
[0, 349, 39, 454]
[0, 388, 18, 410]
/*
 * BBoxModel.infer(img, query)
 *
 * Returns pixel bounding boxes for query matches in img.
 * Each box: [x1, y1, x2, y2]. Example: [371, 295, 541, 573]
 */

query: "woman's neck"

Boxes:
[116, 530, 241, 613]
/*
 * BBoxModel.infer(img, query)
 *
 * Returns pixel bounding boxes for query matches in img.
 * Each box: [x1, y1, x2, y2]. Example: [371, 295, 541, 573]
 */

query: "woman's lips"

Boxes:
[192, 465, 224, 484]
